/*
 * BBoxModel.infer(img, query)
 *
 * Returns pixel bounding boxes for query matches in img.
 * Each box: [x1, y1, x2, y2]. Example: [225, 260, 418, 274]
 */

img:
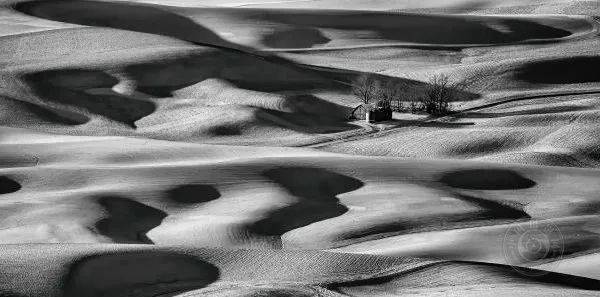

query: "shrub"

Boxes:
[418, 74, 469, 116]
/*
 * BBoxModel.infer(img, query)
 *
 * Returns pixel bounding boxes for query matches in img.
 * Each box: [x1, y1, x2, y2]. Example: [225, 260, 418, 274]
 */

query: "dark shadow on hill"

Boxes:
[452, 193, 529, 219]
[514, 56, 600, 84]
[442, 137, 523, 158]
[331, 261, 600, 292]
[19, 0, 572, 48]
[205, 124, 243, 136]
[381, 118, 476, 129]
[335, 212, 493, 245]
[252, 94, 358, 134]
[13, 0, 340, 95]
[11, 0, 335, 84]
[64, 251, 220, 297]
[333, 169, 533, 244]
[453, 105, 591, 119]
[283, 94, 352, 120]
[247, 10, 573, 44]
[0, 96, 89, 126]
[571, 200, 600, 215]
[199, 284, 324, 297]
[122, 51, 342, 95]
[262, 27, 331, 49]
[437, 168, 533, 219]
[248, 167, 363, 236]
[257, 109, 358, 134]
[13, 0, 480, 101]
[166, 184, 220, 204]
[95, 196, 167, 243]
[121, 51, 477, 101]
[0, 176, 20, 194]
[554, 230, 600, 261]
[336, 194, 528, 245]
[438, 169, 537, 190]
[0, 155, 38, 168]
[13, 0, 235, 50]
[23, 69, 155, 128]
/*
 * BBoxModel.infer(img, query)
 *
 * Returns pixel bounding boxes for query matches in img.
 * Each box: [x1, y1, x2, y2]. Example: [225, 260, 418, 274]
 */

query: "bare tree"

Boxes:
[418, 74, 470, 115]
[423, 74, 451, 115]
[352, 74, 382, 105]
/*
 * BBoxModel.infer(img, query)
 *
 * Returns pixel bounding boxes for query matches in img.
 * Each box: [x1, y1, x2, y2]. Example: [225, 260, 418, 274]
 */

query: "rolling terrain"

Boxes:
[1, 0, 600, 296]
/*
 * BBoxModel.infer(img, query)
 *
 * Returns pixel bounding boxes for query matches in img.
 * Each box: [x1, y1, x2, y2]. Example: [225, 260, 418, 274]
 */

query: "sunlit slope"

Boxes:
[2, 128, 600, 264]
[1, 0, 600, 295]
[2, 244, 599, 297]
[3, 0, 596, 149]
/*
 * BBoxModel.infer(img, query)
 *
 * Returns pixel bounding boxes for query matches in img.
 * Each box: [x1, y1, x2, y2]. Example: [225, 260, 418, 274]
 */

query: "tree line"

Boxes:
[352, 73, 470, 116]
